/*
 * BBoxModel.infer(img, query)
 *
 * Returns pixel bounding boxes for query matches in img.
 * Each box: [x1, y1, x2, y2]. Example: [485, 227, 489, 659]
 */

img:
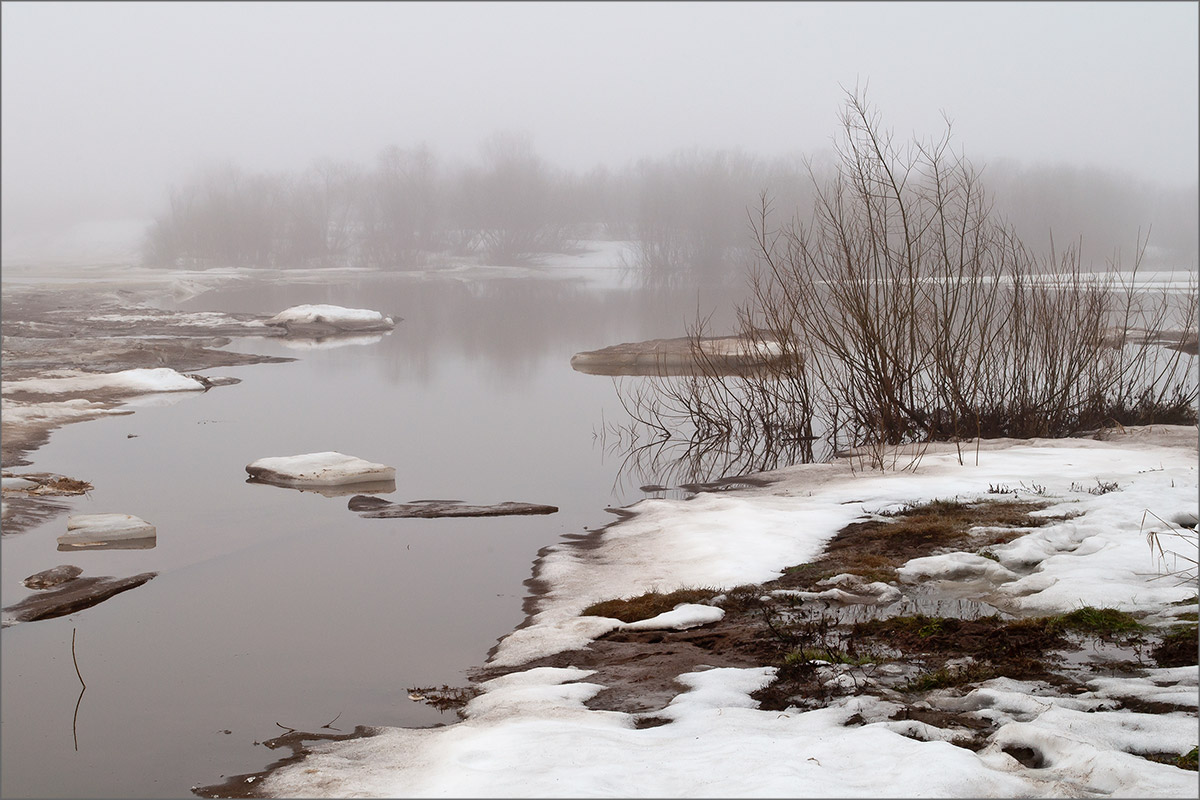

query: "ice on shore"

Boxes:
[245, 452, 396, 488]
[1, 367, 209, 396]
[58, 513, 156, 548]
[264, 304, 395, 335]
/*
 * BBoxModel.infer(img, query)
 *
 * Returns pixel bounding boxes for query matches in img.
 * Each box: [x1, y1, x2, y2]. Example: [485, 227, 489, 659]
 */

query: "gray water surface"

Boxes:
[1, 262, 743, 798]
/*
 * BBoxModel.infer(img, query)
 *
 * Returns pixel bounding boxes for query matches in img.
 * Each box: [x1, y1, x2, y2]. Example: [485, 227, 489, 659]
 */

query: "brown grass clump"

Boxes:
[854, 614, 1070, 662]
[43, 476, 92, 494]
[773, 498, 1056, 591]
[582, 588, 719, 623]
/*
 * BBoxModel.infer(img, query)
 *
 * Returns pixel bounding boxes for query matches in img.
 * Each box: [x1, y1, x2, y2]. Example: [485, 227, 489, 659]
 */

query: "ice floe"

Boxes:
[347, 496, 557, 518]
[245, 452, 396, 489]
[58, 513, 156, 549]
[3, 571, 157, 626]
[264, 304, 396, 335]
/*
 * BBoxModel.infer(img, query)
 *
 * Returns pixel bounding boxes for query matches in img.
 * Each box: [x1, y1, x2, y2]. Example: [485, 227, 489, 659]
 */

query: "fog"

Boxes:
[2, 1, 1197, 266]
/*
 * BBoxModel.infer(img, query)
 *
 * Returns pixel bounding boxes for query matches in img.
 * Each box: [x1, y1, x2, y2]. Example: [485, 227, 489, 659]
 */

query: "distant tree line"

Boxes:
[143, 131, 1198, 279]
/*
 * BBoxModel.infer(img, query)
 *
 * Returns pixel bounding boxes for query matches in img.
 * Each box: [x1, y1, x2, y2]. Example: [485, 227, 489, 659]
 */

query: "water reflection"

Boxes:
[183, 271, 747, 388]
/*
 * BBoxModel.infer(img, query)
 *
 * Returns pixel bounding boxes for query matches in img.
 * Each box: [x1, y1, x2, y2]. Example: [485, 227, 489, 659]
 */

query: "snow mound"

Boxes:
[898, 552, 1020, 583]
[59, 513, 156, 547]
[264, 304, 395, 334]
[245, 452, 396, 488]
[620, 603, 724, 631]
[1, 368, 208, 396]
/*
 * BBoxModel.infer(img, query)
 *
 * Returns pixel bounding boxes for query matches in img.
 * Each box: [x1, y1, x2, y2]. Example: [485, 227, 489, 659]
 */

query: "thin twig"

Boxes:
[72, 628, 86, 752]
[71, 627, 86, 690]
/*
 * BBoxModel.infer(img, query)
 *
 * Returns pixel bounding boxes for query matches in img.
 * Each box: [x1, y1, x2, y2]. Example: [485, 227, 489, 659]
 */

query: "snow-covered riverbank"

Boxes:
[252, 426, 1198, 798]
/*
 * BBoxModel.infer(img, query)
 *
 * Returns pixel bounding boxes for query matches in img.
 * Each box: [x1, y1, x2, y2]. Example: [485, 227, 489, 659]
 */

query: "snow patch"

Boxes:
[2, 367, 207, 396]
[619, 603, 724, 631]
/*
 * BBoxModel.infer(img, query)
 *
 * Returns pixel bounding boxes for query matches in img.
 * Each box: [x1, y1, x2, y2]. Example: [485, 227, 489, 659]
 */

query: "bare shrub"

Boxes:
[616, 90, 1198, 476]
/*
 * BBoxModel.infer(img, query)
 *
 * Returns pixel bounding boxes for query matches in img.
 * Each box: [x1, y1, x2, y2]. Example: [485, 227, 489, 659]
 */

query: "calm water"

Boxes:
[0, 259, 744, 798]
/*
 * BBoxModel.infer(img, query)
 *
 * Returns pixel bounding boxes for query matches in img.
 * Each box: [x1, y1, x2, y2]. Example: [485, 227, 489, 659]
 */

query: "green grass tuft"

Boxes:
[1049, 607, 1145, 636]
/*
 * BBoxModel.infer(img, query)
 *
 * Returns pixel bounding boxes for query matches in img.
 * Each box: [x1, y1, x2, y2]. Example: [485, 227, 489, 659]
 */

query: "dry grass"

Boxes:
[581, 588, 719, 623]
[774, 498, 1055, 590]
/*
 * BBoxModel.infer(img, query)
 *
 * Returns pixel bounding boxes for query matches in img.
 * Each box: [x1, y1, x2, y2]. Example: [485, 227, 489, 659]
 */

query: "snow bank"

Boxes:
[245, 452, 396, 488]
[264, 304, 395, 334]
[898, 552, 1020, 583]
[2, 368, 207, 396]
[494, 427, 1198, 668]
[262, 663, 1200, 798]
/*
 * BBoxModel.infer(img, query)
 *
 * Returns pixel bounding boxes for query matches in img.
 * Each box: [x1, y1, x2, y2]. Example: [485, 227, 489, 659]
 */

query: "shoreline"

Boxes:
[3, 264, 1197, 797]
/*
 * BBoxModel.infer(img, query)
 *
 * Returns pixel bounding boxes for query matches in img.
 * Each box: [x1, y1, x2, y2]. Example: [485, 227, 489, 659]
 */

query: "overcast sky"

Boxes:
[2, 1, 1197, 237]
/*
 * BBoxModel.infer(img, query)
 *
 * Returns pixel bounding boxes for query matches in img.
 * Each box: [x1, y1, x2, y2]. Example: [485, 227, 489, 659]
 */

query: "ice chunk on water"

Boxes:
[59, 513, 156, 548]
[245, 452, 396, 488]
[264, 304, 395, 334]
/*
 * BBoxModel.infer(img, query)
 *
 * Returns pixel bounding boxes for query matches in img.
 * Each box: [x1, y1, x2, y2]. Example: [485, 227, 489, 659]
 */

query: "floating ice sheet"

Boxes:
[245, 452, 397, 489]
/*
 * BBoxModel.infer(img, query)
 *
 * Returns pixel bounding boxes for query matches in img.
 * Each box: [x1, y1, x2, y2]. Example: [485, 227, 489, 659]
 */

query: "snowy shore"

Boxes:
[252, 425, 1199, 798]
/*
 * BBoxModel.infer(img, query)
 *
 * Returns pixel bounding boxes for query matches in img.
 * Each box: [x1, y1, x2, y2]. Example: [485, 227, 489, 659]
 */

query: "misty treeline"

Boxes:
[143, 131, 1197, 280]
[614, 92, 1198, 482]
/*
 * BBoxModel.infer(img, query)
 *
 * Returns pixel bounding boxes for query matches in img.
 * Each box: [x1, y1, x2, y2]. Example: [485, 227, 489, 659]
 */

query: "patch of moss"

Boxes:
[1049, 607, 1146, 637]
[581, 588, 719, 623]
[901, 664, 997, 693]
[1144, 746, 1199, 772]
[785, 647, 876, 667]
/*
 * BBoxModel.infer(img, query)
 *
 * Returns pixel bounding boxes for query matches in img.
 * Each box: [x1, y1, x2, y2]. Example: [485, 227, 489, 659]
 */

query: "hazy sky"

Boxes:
[2, 1, 1197, 237]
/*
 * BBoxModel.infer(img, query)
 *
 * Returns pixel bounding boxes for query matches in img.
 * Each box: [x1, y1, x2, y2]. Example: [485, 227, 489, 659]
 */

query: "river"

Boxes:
[0, 253, 744, 798]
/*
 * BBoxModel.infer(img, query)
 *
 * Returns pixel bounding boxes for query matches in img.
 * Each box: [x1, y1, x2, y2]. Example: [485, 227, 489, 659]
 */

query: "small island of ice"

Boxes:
[59, 513, 157, 548]
[264, 305, 396, 335]
[245, 452, 396, 488]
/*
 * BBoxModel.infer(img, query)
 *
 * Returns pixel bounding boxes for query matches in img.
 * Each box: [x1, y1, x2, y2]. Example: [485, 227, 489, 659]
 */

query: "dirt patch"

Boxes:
[1152, 625, 1199, 667]
[472, 611, 781, 715]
